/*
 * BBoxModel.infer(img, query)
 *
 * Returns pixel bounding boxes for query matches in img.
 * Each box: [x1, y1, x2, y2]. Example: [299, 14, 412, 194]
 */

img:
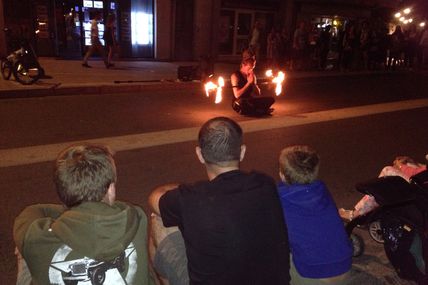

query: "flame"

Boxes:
[204, 81, 217, 97]
[265, 69, 286, 96]
[273, 71, 285, 96]
[215, 76, 224, 104]
[204, 76, 224, 104]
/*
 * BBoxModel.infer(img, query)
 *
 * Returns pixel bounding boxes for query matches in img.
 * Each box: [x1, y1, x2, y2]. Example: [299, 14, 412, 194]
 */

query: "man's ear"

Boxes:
[195, 146, 205, 164]
[240, 145, 246, 162]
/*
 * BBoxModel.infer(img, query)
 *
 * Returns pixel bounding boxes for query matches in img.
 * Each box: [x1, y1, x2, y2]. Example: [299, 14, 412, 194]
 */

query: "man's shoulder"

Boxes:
[163, 171, 276, 196]
[247, 170, 277, 185]
[216, 170, 277, 193]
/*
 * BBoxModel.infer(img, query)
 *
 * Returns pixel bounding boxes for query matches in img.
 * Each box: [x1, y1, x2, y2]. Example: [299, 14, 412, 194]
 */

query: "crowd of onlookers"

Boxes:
[251, 19, 428, 72]
[12, 115, 428, 284]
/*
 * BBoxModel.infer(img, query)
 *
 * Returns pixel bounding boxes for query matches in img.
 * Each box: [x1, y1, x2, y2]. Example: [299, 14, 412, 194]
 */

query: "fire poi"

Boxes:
[204, 76, 225, 104]
[265, 69, 285, 96]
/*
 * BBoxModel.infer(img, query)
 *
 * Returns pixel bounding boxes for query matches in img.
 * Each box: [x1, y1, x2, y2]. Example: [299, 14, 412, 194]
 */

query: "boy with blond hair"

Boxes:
[278, 145, 352, 284]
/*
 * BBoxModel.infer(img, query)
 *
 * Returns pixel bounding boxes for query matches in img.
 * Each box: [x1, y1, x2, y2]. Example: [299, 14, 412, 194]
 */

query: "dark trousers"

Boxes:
[232, 96, 275, 116]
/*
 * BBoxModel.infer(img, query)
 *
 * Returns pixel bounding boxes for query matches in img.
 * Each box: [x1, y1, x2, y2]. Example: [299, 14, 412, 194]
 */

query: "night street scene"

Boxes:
[1, 0, 428, 284]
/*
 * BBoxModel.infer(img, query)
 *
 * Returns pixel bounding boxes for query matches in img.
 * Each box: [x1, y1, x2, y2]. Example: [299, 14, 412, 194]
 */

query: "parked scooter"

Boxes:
[346, 170, 428, 284]
[1, 28, 45, 85]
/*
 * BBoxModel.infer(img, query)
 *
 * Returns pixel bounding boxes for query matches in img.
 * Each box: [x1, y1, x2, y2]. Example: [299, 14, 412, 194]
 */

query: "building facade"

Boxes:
[1, 0, 419, 61]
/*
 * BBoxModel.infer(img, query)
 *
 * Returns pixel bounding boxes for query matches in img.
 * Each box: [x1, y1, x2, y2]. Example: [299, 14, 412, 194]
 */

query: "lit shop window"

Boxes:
[93, 1, 103, 8]
[83, 0, 93, 8]
[131, 12, 153, 45]
[83, 0, 103, 8]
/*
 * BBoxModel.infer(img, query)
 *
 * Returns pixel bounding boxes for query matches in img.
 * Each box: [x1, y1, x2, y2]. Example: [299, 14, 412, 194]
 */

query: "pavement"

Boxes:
[1, 58, 424, 284]
[1, 57, 416, 99]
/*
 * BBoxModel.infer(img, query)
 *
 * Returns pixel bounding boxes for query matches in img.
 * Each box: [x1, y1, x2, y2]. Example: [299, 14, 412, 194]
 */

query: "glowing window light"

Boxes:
[131, 12, 153, 45]
[93, 1, 103, 8]
[395, 12, 401, 18]
[403, 8, 411, 14]
[83, 0, 93, 8]
[399, 17, 405, 22]
[409, 18, 413, 23]
[420, 22, 426, 27]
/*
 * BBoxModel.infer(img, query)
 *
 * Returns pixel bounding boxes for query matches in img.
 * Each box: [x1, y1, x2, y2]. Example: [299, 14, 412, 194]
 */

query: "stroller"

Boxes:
[346, 169, 428, 284]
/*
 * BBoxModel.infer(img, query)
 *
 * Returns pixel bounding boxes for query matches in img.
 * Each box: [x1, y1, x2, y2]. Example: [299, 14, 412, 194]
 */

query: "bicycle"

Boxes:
[1, 28, 44, 85]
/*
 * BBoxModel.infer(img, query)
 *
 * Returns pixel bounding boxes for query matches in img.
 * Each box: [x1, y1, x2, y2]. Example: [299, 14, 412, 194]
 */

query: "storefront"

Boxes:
[217, 1, 279, 59]
[3, 0, 154, 58]
[53, 0, 154, 58]
[218, 9, 275, 57]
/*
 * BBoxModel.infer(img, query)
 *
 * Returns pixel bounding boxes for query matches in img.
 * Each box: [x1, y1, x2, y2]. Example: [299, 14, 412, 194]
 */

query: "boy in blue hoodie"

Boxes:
[277, 145, 352, 284]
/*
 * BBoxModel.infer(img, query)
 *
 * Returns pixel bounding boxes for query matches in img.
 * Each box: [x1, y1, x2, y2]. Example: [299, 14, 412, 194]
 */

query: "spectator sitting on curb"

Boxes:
[148, 116, 290, 285]
[13, 143, 155, 285]
[278, 145, 353, 284]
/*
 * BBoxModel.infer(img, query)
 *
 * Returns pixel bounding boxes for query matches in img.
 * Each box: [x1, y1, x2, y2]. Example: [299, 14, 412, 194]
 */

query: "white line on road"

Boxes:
[2, 99, 428, 168]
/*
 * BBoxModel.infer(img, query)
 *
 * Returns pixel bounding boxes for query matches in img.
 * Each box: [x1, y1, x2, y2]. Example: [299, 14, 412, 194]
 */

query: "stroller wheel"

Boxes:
[369, 220, 384, 243]
[350, 233, 364, 257]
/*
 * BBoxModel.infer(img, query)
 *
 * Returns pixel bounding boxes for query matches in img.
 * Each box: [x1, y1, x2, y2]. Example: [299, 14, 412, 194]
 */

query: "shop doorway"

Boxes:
[218, 9, 274, 58]
[56, 0, 118, 59]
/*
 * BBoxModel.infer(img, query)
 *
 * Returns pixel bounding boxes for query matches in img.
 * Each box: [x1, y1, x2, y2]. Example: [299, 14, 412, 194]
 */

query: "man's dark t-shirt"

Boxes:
[159, 170, 290, 285]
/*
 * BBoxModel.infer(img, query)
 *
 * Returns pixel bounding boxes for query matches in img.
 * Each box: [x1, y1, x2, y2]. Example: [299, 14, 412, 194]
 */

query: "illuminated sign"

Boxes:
[83, 0, 93, 8]
[94, 1, 103, 8]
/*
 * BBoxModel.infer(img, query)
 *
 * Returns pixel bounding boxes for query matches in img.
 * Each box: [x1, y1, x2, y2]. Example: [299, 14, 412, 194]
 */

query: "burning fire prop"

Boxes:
[204, 76, 224, 104]
[265, 70, 285, 96]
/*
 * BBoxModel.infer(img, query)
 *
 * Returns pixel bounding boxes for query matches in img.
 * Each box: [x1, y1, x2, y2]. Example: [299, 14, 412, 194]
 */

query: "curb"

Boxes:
[0, 80, 202, 99]
[0, 70, 420, 99]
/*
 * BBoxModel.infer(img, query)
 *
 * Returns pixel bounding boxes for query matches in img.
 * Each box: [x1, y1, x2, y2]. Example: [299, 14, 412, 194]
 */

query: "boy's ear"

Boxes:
[279, 171, 286, 182]
[195, 146, 205, 164]
[104, 183, 116, 205]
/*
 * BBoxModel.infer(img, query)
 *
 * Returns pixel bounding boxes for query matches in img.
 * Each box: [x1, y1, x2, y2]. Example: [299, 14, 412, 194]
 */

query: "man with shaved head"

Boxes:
[149, 116, 290, 285]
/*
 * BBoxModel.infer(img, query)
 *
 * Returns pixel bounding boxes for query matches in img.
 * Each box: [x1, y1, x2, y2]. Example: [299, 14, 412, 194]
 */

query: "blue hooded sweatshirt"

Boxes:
[278, 180, 352, 278]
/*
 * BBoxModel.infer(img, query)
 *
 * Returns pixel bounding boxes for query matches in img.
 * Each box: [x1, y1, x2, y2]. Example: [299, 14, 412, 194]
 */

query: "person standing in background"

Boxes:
[104, 13, 117, 68]
[82, 11, 109, 68]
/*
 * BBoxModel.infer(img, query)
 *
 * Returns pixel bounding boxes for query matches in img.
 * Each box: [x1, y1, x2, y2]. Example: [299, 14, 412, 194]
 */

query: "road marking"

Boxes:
[1, 99, 428, 168]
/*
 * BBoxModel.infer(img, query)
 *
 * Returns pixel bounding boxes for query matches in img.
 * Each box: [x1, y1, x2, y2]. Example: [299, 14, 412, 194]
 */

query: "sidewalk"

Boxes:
[0, 57, 415, 99]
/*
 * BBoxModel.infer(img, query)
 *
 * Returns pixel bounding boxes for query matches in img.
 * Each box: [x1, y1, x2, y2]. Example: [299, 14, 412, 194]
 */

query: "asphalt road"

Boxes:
[1, 72, 427, 149]
[1, 72, 427, 284]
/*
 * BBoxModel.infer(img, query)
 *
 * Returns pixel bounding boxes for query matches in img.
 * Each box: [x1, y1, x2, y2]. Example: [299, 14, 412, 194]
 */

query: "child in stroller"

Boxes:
[341, 155, 428, 284]
[339, 155, 427, 222]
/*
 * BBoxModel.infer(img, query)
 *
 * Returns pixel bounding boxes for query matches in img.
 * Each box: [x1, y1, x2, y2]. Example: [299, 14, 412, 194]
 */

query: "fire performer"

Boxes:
[231, 57, 275, 116]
